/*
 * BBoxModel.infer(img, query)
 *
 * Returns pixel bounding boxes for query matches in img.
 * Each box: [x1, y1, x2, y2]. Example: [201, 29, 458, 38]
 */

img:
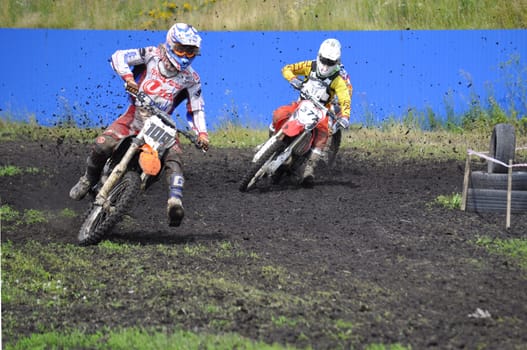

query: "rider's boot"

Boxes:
[69, 156, 104, 200]
[167, 174, 185, 227]
[301, 149, 322, 187]
[321, 137, 331, 164]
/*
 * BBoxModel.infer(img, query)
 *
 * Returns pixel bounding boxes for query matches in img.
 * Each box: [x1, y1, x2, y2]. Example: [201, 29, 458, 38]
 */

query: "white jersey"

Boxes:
[110, 45, 207, 133]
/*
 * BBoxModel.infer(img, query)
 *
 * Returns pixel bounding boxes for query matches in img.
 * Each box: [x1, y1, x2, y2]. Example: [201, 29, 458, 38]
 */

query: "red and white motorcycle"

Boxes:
[239, 81, 345, 192]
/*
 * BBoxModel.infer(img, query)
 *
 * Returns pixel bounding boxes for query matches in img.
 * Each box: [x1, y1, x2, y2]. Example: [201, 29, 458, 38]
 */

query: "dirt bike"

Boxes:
[77, 87, 202, 246]
[239, 83, 346, 192]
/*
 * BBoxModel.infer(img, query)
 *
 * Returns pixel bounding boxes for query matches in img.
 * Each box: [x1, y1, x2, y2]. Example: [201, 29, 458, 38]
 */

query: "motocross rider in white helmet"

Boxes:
[271, 38, 352, 186]
[70, 23, 209, 228]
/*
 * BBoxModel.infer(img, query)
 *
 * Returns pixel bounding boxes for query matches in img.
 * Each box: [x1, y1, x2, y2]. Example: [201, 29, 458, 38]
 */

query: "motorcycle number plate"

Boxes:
[295, 100, 324, 126]
[143, 116, 177, 149]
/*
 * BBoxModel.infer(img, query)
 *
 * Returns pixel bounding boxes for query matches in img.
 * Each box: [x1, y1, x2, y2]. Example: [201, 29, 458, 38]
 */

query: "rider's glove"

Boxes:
[337, 117, 350, 129]
[289, 77, 303, 90]
[197, 132, 210, 151]
[125, 78, 139, 95]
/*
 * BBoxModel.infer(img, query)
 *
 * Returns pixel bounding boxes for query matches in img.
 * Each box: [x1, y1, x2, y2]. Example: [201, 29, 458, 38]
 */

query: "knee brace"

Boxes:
[86, 135, 117, 181]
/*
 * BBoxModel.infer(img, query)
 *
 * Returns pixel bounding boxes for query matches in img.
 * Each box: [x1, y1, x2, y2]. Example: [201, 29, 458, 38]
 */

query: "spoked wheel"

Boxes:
[78, 171, 141, 246]
[239, 139, 286, 192]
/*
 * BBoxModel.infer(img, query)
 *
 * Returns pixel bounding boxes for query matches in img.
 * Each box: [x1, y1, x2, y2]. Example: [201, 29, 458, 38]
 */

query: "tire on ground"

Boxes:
[488, 123, 516, 174]
[466, 188, 527, 213]
[470, 170, 527, 191]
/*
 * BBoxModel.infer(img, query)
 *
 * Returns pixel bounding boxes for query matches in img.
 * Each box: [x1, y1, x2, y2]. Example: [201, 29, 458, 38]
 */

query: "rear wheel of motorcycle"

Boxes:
[78, 171, 141, 246]
[239, 139, 285, 192]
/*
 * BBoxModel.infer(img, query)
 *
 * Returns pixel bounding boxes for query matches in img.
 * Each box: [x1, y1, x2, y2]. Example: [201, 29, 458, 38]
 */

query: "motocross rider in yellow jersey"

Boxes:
[272, 38, 352, 186]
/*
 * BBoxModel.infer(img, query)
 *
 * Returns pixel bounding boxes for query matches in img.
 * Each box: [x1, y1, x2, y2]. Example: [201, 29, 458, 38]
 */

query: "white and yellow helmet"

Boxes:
[316, 38, 341, 78]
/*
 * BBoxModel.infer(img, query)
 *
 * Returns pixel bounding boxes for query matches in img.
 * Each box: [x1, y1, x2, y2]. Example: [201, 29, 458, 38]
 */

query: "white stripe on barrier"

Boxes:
[467, 149, 527, 168]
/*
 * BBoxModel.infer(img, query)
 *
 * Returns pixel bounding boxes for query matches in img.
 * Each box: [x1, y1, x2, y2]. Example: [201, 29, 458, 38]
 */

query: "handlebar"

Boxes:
[126, 86, 176, 129]
[125, 84, 204, 150]
[291, 84, 338, 123]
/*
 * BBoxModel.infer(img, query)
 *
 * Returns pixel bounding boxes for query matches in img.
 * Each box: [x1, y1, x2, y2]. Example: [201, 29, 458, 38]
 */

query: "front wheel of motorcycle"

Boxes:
[78, 171, 141, 246]
[239, 139, 285, 192]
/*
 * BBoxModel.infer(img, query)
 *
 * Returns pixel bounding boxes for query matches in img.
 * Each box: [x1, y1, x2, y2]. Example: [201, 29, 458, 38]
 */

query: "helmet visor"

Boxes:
[319, 55, 338, 66]
[170, 42, 200, 58]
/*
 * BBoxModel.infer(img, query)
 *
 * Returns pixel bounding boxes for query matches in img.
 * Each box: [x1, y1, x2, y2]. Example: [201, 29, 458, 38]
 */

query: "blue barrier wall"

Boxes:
[1, 29, 526, 130]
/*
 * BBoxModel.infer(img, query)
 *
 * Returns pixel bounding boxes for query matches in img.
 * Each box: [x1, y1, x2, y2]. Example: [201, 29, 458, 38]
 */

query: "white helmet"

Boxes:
[164, 23, 201, 71]
[316, 38, 341, 78]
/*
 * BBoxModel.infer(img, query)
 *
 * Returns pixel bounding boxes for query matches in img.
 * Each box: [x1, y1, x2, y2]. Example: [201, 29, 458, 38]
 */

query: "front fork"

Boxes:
[252, 129, 284, 163]
[265, 130, 311, 174]
[94, 141, 140, 206]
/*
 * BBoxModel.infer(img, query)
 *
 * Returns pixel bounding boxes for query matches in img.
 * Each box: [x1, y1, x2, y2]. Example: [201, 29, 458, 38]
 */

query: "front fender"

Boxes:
[282, 120, 305, 137]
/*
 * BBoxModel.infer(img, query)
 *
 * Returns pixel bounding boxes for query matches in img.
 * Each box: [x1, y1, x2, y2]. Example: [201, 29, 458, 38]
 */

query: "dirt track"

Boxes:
[1, 139, 526, 349]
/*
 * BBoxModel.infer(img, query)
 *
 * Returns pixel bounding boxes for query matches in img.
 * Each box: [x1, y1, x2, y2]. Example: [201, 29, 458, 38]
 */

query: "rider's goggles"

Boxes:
[170, 43, 200, 58]
[319, 55, 337, 66]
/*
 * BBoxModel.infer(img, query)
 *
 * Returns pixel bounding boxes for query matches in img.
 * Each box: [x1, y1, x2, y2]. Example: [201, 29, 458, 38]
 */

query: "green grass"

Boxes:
[365, 344, 411, 350]
[0, 118, 102, 143]
[5, 327, 301, 350]
[0, 205, 48, 227]
[0, 165, 23, 176]
[1, 0, 526, 30]
[0, 165, 40, 176]
[59, 208, 78, 218]
[2, 119, 526, 163]
[1, 239, 411, 349]
[475, 236, 527, 269]
[0, 205, 78, 229]
[433, 193, 462, 210]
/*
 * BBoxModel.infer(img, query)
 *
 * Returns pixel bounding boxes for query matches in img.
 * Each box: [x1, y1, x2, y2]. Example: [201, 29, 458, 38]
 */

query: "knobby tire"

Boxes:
[239, 140, 286, 192]
[78, 171, 142, 246]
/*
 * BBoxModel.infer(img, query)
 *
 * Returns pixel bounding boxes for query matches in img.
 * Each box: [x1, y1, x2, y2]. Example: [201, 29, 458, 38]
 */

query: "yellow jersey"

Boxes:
[281, 60, 351, 119]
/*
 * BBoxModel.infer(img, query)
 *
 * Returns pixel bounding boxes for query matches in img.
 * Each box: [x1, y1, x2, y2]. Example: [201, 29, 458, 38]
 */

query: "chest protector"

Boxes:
[301, 60, 339, 104]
